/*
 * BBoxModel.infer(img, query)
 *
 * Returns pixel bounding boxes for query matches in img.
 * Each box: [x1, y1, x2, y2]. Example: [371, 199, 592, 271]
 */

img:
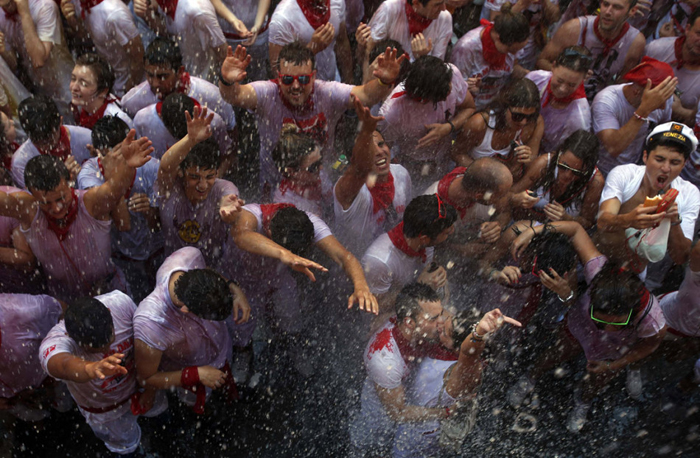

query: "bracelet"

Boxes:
[632, 111, 649, 123]
[470, 323, 485, 342]
[447, 120, 455, 134]
[376, 77, 395, 87]
[445, 406, 451, 418]
[219, 69, 235, 87]
[671, 216, 682, 226]
[557, 290, 574, 303]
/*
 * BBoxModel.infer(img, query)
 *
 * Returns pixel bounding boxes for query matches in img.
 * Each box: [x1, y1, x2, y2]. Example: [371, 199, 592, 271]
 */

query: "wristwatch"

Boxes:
[557, 290, 574, 302]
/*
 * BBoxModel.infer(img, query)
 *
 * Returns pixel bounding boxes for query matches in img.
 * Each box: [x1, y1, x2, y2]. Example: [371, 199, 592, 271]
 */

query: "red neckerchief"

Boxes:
[2, 7, 18, 22]
[541, 78, 586, 108]
[675, 35, 687, 69]
[71, 96, 116, 130]
[593, 16, 630, 57]
[155, 0, 178, 19]
[97, 157, 137, 199]
[369, 172, 395, 214]
[78, 0, 105, 18]
[404, 1, 433, 36]
[480, 20, 508, 70]
[272, 79, 316, 113]
[37, 126, 72, 161]
[155, 97, 200, 116]
[296, 0, 330, 29]
[278, 177, 323, 202]
[388, 221, 426, 262]
[437, 167, 473, 219]
[46, 188, 79, 242]
[260, 203, 294, 236]
[390, 317, 458, 363]
[176, 71, 191, 94]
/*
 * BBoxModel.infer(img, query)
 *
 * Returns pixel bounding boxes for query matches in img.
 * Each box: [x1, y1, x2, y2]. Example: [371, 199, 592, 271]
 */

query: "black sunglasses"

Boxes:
[509, 108, 538, 122]
[304, 160, 322, 173]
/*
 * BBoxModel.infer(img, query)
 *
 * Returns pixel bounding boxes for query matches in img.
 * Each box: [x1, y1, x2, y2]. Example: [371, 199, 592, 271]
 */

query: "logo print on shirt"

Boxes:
[177, 219, 202, 243]
[282, 113, 328, 144]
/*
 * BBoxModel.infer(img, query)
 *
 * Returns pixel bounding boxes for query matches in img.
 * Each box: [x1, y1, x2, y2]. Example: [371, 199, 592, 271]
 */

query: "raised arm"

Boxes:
[0, 227, 35, 270]
[536, 18, 579, 71]
[597, 197, 664, 233]
[450, 112, 486, 167]
[376, 383, 451, 423]
[46, 352, 127, 383]
[209, 0, 252, 39]
[511, 220, 601, 265]
[219, 45, 259, 110]
[0, 190, 36, 228]
[15, 0, 52, 68]
[350, 47, 407, 108]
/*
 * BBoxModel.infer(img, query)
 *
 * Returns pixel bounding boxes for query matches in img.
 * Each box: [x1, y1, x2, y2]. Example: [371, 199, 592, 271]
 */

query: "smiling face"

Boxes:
[550, 65, 586, 100]
[507, 106, 537, 128]
[0, 112, 16, 143]
[643, 145, 686, 192]
[182, 166, 218, 203]
[554, 151, 586, 190]
[372, 131, 391, 176]
[278, 59, 316, 107]
[70, 65, 105, 108]
[31, 179, 73, 220]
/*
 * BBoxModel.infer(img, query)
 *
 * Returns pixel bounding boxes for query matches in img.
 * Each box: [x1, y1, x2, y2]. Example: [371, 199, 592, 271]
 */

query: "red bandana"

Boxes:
[369, 172, 395, 214]
[388, 221, 426, 262]
[437, 167, 472, 219]
[404, 1, 433, 36]
[46, 188, 79, 242]
[297, 0, 330, 29]
[176, 71, 191, 94]
[260, 203, 295, 236]
[78, 0, 105, 18]
[675, 35, 687, 69]
[37, 126, 72, 161]
[541, 78, 586, 108]
[2, 7, 18, 22]
[480, 20, 508, 70]
[97, 157, 137, 199]
[390, 318, 458, 363]
[593, 16, 630, 57]
[71, 96, 116, 130]
[180, 362, 238, 415]
[272, 79, 316, 113]
[155, 0, 178, 19]
[278, 177, 323, 202]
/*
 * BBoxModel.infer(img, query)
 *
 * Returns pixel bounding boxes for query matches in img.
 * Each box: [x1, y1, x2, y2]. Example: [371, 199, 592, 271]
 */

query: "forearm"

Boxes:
[448, 241, 490, 259]
[451, 106, 474, 132]
[253, 0, 270, 28]
[340, 254, 369, 291]
[542, 0, 560, 24]
[19, 14, 49, 67]
[667, 226, 691, 265]
[350, 121, 376, 175]
[387, 404, 448, 423]
[600, 119, 646, 157]
[512, 64, 529, 80]
[158, 135, 198, 187]
[210, 0, 240, 26]
[48, 356, 98, 383]
[352, 80, 392, 107]
[141, 370, 185, 390]
[335, 34, 354, 83]
[597, 211, 632, 232]
[233, 229, 289, 260]
[0, 247, 34, 269]
[610, 334, 664, 370]
[0, 48, 17, 71]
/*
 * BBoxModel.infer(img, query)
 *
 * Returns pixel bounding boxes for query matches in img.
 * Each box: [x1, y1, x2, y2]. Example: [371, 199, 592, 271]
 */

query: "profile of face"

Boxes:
[145, 63, 180, 100]
[685, 18, 700, 59]
[411, 299, 446, 342]
[492, 31, 528, 55]
[426, 224, 455, 247]
[597, 0, 633, 32]
[507, 106, 537, 128]
[31, 178, 73, 220]
[0, 112, 16, 143]
[181, 166, 218, 203]
[70, 65, 106, 107]
[550, 65, 586, 100]
[286, 147, 322, 185]
[372, 131, 391, 176]
[278, 59, 316, 107]
[642, 145, 686, 192]
[439, 314, 457, 350]
[412, 0, 446, 20]
[554, 150, 586, 189]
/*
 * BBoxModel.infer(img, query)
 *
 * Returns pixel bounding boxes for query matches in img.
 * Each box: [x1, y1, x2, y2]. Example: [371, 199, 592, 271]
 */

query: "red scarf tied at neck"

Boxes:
[78, 0, 105, 18]
[390, 317, 458, 363]
[272, 79, 316, 113]
[37, 126, 72, 161]
[387, 221, 426, 262]
[46, 188, 79, 242]
[71, 96, 117, 130]
[405, 1, 433, 36]
[675, 35, 687, 69]
[155, 0, 178, 20]
[2, 7, 18, 22]
[260, 203, 295, 236]
[369, 172, 395, 214]
[479, 19, 508, 70]
[437, 167, 472, 219]
[592, 15, 630, 57]
[297, 0, 330, 29]
[278, 177, 323, 202]
[541, 77, 586, 108]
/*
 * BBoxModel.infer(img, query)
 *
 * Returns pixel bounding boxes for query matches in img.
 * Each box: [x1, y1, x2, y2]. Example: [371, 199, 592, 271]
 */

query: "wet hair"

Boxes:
[461, 157, 513, 195]
[161, 93, 195, 140]
[588, 261, 650, 327]
[554, 46, 593, 74]
[272, 124, 317, 174]
[522, 229, 578, 276]
[451, 309, 481, 347]
[65, 297, 114, 349]
[532, 130, 600, 210]
[690, 7, 700, 29]
[269, 206, 315, 257]
[402, 194, 458, 241]
[144, 37, 183, 70]
[493, 3, 530, 45]
[173, 269, 233, 321]
[91, 115, 130, 152]
[75, 53, 115, 95]
[645, 135, 691, 160]
[369, 39, 410, 83]
[180, 138, 221, 172]
[484, 78, 540, 131]
[278, 41, 316, 70]
[404, 56, 453, 107]
[18, 96, 61, 144]
[395, 282, 440, 321]
[24, 155, 70, 192]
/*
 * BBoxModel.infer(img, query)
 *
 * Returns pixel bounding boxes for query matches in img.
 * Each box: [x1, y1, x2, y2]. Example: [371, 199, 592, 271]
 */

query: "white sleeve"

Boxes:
[39, 326, 77, 376]
[268, 10, 299, 45]
[679, 184, 700, 240]
[599, 165, 632, 204]
[591, 90, 622, 134]
[362, 253, 393, 295]
[368, 2, 390, 41]
[429, 14, 452, 60]
[194, 12, 226, 48]
[307, 212, 333, 242]
[33, 1, 62, 44]
[366, 350, 405, 389]
[105, 7, 140, 46]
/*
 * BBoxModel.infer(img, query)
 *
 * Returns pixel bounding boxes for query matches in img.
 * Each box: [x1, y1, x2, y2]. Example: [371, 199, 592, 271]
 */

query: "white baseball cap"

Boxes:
[646, 122, 698, 154]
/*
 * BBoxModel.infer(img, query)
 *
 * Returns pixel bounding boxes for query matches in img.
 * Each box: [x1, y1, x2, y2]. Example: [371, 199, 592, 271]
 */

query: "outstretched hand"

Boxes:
[279, 250, 328, 282]
[348, 286, 379, 315]
[373, 47, 408, 85]
[85, 354, 128, 380]
[119, 129, 153, 169]
[221, 45, 252, 84]
[185, 106, 214, 144]
[474, 309, 521, 336]
[351, 94, 383, 131]
[219, 194, 246, 223]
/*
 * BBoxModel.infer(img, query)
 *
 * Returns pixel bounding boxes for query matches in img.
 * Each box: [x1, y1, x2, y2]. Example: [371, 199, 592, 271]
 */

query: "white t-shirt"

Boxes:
[645, 37, 700, 112]
[333, 164, 411, 257]
[368, 0, 452, 61]
[102, 101, 135, 129]
[592, 83, 673, 175]
[40, 290, 138, 409]
[268, 0, 346, 81]
[218, 0, 270, 45]
[600, 163, 700, 241]
[70, 0, 140, 96]
[682, 109, 700, 186]
[121, 77, 236, 130]
[660, 267, 700, 337]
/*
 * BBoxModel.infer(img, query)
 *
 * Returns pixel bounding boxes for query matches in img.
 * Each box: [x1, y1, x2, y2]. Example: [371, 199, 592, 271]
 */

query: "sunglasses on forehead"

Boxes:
[279, 74, 313, 86]
[509, 108, 538, 123]
[561, 48, 593, 65]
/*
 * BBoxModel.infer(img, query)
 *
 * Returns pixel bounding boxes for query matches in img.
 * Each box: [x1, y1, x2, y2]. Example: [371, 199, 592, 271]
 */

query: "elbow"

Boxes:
[31, 56, 48, 69]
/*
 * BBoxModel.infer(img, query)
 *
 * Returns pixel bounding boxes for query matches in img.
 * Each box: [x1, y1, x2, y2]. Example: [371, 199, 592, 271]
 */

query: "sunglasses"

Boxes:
[435, 193, 447, 220]
[279, 74, 313, 86]
[557, 161, 586, 178]
[590, 306, 633, 327]
[509, 108, 538, 123]
[304, 160, 322, 173]
[561, 48, 593, 66]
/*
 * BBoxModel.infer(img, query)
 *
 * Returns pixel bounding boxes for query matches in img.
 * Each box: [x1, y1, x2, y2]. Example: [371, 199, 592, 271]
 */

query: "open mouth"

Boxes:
[375, 158, 387, 167]
[656, 175, 668, 188]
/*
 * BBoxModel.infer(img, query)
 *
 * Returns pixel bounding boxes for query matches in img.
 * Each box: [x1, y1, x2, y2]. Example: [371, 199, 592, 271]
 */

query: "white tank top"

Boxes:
[470, 112, 522, 160]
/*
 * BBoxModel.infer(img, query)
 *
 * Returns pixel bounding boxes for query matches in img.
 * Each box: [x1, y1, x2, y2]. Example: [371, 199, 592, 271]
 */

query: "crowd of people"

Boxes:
[0, 0, 699, 455]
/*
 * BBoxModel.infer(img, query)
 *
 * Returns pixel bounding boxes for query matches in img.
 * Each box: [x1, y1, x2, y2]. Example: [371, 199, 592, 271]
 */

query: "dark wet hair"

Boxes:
[645, 136, 692, 160]
[522, 229, 578, 276]
[278, 41, 316, 70]
[690, 7, 700, 29]
[162, 93, 195, 140]
[24, 155, 70, 192]
[588, 261, 650, 327]
[144, 37, 183, 70]
[174, 269, 233, 321]
[554, 46, 593, 74]
[18, 96, 61, 144]
[402, 194, 458, 241]
[272, 125, 317, 174]
[269, 206, 315, 257]
[395, 282, 440, 321]
[75, 53, 115, 95]
[533, 130, 600, 210]
[65, 297, 114, 349]
[369, 39, 410, 82]
[493, 3, 530, 45]
[484, 78, 540, 131]
[92, 116, 130, 152]
[180, 138, 221, 172]
[404, 56, 453, 107]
